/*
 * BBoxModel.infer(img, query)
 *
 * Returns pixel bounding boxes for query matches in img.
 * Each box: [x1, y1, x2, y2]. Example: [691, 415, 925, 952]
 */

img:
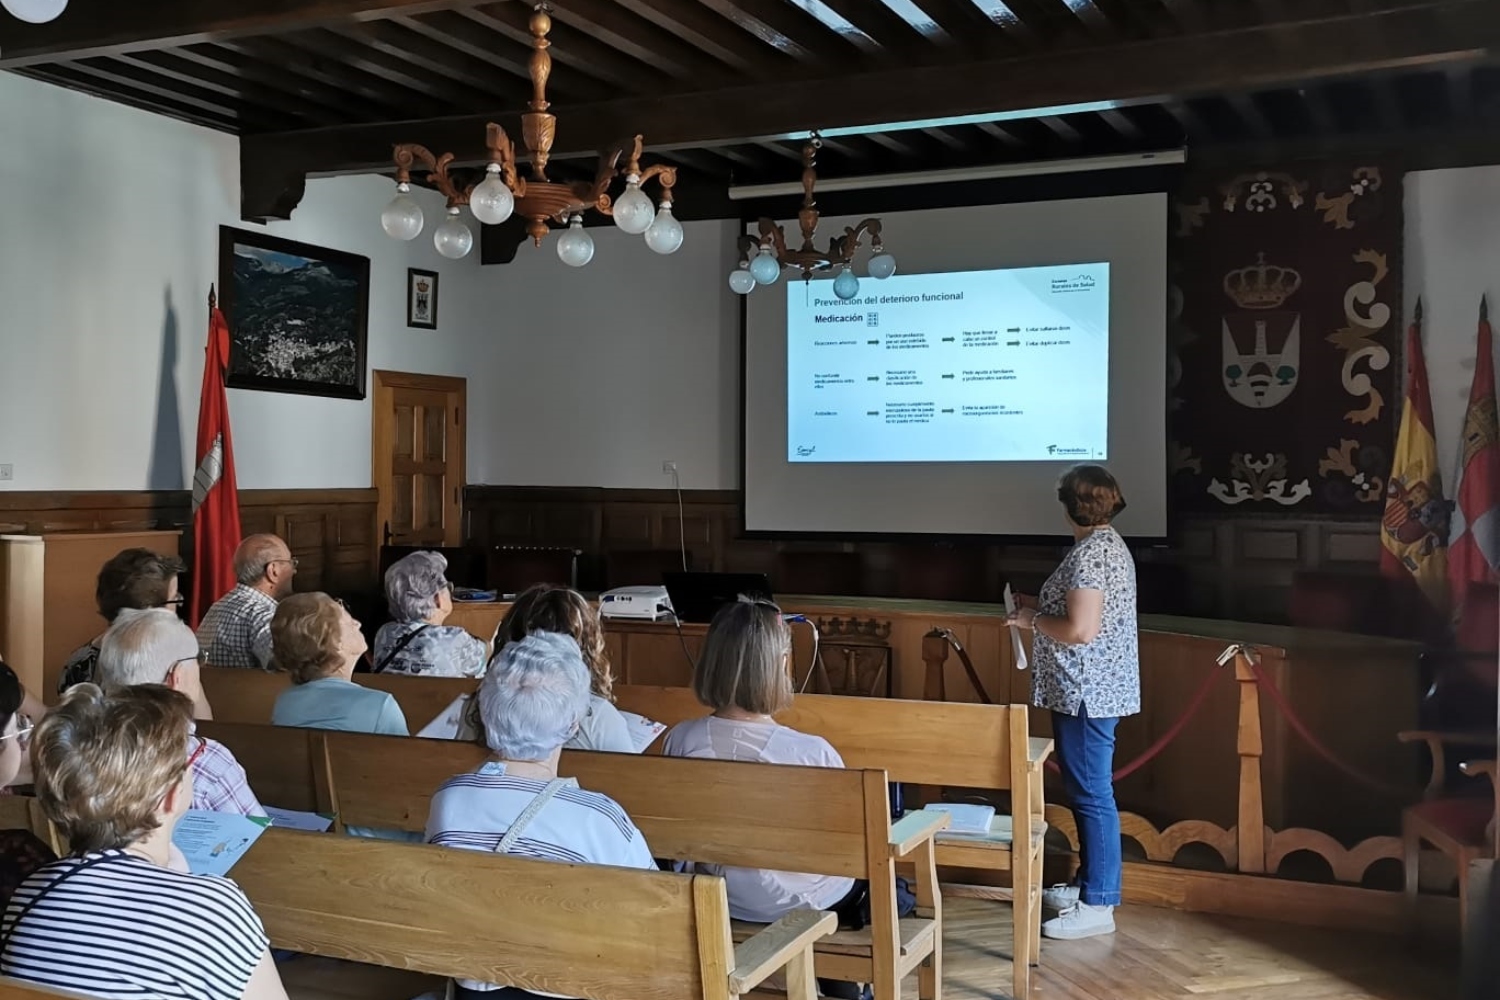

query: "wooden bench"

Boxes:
[239, 826, 838, 1000]
[202, 723, 947, 1000]
[201, 669, 1046, 997]
[610, 685, 1050, 1000]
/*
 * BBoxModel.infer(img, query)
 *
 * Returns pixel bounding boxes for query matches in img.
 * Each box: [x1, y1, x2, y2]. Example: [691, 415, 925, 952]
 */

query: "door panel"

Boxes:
[373, 372, 466, 549]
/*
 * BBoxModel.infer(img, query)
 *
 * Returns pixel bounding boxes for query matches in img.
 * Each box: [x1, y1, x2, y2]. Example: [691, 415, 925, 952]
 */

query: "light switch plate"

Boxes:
[0, 465, 12, 482]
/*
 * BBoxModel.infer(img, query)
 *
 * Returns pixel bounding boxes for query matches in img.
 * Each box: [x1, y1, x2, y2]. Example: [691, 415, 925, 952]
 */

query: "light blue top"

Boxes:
[271, 676, 409, 737]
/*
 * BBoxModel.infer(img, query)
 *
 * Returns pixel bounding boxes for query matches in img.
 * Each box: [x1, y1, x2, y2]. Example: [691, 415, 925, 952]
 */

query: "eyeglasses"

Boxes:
[270, 557, 300, 571]
[186, 735, 208, 768]
[0, 721, 34, 744]
[170, 651, 206, 670]
[162, 596, 186, 608]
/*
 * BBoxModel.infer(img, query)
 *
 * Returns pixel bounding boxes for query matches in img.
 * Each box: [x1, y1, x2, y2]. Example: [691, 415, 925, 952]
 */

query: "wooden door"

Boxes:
[372, 371, 466, 548]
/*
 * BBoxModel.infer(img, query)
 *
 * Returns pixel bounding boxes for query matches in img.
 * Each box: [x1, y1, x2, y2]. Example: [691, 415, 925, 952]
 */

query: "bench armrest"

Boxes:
[728, 908, 838, 994]
[1461, 759, 1499, 783]
[888, 810, 950, 857]
[1398, 730, 1497, 798]
[1027, 737, 1054, 768]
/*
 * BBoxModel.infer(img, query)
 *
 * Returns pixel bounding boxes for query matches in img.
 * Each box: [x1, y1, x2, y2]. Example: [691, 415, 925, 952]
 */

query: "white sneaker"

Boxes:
[1042, 883, 1079, 912]
[1041, 902, 1116, 940]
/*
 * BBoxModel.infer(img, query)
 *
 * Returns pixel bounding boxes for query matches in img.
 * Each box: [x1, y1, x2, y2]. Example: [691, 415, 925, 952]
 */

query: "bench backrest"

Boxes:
[234, 827, 734, 1000]
[199, 723, 882, 880]
[613, 685, 1029, 791]
[202, 667, 475, 731]
[0, 796, 63, 856]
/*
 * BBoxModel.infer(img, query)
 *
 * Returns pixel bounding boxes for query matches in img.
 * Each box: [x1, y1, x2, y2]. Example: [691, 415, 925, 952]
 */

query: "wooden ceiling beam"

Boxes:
[965, 1, 1041, 46]
[452, 5, 667, 93]
[11, 65, 237, 130]
[541, 0, 729, 83]
[112, 51, 342, 127]
[327, 19, 541, 104]
[241, 0, 1500, 218]
[692, 0, 861, 65]
[0, 0, 511, 68]
[610, 0, 791, 74]
[171, 44, 388, 121]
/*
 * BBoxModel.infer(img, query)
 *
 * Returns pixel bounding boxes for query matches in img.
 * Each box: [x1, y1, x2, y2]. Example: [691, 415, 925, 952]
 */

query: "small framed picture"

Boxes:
[407, 268, 439, 329]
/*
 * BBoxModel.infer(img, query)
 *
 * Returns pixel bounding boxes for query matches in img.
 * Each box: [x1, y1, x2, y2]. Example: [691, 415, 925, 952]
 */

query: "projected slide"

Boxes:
[786, 263, 1110, 464]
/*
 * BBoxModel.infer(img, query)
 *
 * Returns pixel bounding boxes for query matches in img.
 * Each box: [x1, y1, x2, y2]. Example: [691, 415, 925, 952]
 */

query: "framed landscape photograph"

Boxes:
[217, 226, 370, 400]
[407, 268, 439, 329]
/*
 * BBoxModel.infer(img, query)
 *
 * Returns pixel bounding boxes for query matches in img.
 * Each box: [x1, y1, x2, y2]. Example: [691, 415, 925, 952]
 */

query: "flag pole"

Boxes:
[208, 284, 216, 310]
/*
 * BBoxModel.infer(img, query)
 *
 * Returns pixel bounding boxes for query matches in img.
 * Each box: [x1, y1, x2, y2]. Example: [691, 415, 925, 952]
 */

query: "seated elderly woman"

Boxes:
[271, 592, 407, 736]
[490, 585, 633, 753]
[0, 659, 54, 909]
[427, 631, 655, 1000]
[60, 547, 185, 694]
[372, 551, 487, 678]
[1, 684, 288, 1000]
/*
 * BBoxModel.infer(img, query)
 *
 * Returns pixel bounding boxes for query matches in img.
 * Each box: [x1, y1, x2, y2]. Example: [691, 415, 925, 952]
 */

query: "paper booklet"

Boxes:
[172, 809, 269, 876]
[1003, 584, 1029, 671]
[421, 695, 666, 754]
[264, 807, 334, 833]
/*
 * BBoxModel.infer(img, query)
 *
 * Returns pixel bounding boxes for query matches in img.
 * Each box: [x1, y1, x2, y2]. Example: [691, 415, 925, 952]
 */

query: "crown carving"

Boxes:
[1223, 252, 1301, 310]
[416, 279, 430, 293]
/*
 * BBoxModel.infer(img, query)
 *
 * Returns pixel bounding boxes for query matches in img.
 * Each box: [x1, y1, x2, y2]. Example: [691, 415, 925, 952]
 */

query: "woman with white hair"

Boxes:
[426, 631, 655, 1000]
[372, 551, 487, 678]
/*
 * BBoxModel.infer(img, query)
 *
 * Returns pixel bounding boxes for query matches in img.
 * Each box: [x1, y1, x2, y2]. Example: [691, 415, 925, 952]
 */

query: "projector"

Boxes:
[600, 585, 673, 620]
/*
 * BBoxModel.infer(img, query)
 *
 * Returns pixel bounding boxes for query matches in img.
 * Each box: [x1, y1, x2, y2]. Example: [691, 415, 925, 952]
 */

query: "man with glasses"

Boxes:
[196, 533, 297, 670]
[99, 608, 266, 818]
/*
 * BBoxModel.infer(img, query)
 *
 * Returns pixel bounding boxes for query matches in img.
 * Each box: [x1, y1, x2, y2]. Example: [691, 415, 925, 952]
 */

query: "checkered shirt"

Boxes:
[196, 585, 276, 670]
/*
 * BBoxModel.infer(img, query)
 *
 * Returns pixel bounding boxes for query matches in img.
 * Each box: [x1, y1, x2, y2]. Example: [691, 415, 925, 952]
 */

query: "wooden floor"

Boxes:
[279, 897, 1456, 1000]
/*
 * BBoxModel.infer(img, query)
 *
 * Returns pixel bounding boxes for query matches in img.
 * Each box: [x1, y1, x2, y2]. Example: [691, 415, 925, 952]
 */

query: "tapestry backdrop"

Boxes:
[1169, 164, 1401, 516]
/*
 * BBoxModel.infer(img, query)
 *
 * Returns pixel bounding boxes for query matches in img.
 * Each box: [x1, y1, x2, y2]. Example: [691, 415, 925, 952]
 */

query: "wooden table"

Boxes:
[448, 596, 1422, 841]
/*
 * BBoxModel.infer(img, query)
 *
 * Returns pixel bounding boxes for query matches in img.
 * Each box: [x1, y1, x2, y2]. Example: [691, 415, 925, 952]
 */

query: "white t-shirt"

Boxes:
[1, 850, 267, 1000]
[565, 695, 635, 754]
[425, 762, 656, 994]
[662, 715, 856, 923]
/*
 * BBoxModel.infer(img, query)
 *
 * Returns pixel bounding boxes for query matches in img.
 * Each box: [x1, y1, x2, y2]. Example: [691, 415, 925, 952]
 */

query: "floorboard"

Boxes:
[276, 898, 1456, 1000]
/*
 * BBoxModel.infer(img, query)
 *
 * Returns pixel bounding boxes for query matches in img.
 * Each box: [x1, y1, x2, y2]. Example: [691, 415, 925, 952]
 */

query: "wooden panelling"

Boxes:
[463, 487, 1387, 629]
[0, 488, 377, 595]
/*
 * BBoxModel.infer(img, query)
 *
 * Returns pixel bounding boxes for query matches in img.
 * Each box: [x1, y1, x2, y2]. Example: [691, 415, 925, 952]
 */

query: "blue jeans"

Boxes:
[1051, 703, 1122, 906]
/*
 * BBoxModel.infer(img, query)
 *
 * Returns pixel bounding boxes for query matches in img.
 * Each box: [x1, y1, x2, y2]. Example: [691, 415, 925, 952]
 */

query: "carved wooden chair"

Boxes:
[1400, 729, 1498, 936]
[810, 616, 893, 698]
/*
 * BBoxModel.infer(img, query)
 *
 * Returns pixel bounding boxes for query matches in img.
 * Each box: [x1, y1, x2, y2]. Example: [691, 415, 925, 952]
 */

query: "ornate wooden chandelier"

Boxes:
[379, 4, 681, 265]
[728, 136, 895, 299]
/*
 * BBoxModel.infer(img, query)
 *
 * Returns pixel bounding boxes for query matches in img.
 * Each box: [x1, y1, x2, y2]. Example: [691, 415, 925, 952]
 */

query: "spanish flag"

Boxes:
[1380, 299, 1451, 621]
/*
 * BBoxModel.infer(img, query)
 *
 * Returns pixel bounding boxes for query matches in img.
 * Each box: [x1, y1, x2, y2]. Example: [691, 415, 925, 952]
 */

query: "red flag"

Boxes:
[189, 288, 242, 627]
[1380, 299, 1452, 631]
[1448, 296, 1500, 621]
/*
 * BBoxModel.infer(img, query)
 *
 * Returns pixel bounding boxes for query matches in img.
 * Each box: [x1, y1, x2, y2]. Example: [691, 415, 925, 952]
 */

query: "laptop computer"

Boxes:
[662, 571, 775, 624]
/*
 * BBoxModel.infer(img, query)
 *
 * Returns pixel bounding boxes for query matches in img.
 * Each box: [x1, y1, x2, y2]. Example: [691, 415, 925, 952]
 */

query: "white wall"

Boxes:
[1404, 166, 1500, 488]
[466, 219, 742, 490]
[0, 71, 480, 492]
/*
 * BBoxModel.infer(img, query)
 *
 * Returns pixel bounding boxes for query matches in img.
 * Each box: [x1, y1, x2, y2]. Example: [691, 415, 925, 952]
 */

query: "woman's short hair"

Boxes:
[385, 551, 450, 622]
[33, 684, 195, 854]
[694, 599, 793, 716]
[476, 631, 590, 760]
[497, 585, 613, 702]
[271, 592, 346, 684]
[1056, 465, 1126, 527]
[96, 549, 185, 623]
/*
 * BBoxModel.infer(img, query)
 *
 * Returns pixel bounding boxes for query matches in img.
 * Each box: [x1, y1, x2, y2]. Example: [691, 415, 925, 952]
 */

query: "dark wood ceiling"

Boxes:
[4, 0, 1499, 222]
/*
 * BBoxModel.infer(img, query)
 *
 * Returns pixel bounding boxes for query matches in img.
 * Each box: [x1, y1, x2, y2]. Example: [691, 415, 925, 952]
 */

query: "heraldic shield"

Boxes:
[1220, 252, 1303, 410]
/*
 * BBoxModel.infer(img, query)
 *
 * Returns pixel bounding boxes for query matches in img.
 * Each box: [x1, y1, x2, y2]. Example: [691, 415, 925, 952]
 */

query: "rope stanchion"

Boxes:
[1044, 660, 1228, 782]
[1235, 645, 1410, 798]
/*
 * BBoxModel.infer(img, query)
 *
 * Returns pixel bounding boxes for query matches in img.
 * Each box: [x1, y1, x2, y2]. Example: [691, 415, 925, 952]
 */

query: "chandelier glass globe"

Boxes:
[556, 216, 595, 267]
[1, 0, 68, 23]
[469, 165, 515, 226]
[728, 266, 756, 295]
[867, 249, 897, 280]
[612, 176, 656, 235]
[433, 208, 473, 260]
[832, 266, 860, 301]
[748, 247, 781, 285]
[643, 204, 684, 255]
[380, 183, 424, 241]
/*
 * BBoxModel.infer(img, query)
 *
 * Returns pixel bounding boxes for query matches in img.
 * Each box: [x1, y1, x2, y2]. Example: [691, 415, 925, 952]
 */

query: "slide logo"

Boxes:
[1049, 274, 1098, 294]
[796, 444, 817, 457]
[1047, 445, 1092, 457]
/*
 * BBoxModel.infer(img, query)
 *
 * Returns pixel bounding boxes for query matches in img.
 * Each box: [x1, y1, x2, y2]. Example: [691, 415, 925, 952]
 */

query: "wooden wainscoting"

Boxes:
[462, 486, 1383, 625]
[0, 488, 377, 594]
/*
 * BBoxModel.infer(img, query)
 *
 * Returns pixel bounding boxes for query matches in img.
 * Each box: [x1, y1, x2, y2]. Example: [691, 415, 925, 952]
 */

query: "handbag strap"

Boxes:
[373, 624, 432, 673]
[1, 852, 125, 952]
[494, 777, 577, 855]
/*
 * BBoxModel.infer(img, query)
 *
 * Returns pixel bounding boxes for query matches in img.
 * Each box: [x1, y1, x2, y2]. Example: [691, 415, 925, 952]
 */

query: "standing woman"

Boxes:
[1008, 465, 1139, 940]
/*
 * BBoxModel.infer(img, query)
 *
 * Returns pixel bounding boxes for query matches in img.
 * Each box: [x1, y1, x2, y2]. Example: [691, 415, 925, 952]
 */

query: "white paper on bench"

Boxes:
[920, 802, 996, 834]
[619, 710, 667, 753]
[265, 807, 334, 832]
[172, 809, 269, 875]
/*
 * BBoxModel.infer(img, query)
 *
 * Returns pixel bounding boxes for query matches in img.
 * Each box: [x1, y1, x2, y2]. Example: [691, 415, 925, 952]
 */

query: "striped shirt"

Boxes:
[1, 850, 268, 1000]
[196, 585, 276, 670]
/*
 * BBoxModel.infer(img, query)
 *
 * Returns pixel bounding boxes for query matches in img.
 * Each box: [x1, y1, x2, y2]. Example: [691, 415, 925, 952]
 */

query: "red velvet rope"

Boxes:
[1241, 651, 1408, 798]
[1044, 658, 1226, 782]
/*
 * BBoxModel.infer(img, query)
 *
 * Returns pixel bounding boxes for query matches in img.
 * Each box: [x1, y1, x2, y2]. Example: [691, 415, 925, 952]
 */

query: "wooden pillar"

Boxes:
[1234, 648, 1267, 874]
[921, 630, 948, 702]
